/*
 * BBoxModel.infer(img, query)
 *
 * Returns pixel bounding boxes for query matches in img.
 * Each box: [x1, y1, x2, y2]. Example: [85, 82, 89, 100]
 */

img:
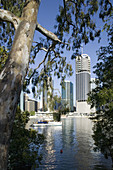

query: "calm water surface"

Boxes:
[31, 117, 112, 170]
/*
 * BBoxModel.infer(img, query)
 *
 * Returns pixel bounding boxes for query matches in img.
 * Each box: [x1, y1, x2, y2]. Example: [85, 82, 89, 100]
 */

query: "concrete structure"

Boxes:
[25, 100, 35, 112]
[76, 54, 91, 114]
[61, 80, 73, 111]
[24, 93, 38, 112]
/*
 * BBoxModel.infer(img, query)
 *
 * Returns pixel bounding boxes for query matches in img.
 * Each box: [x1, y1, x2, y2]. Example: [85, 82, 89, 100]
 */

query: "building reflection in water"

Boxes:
[32, 117, 112, 170]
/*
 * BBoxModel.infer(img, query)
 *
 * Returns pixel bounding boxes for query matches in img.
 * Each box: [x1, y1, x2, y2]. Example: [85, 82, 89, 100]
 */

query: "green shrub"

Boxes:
[53, 113, 61, 121]
[8, 107, 44, 169]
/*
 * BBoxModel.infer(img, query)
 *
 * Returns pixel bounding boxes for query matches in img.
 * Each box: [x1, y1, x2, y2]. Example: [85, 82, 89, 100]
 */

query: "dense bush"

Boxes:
[8, 107, 44, 169]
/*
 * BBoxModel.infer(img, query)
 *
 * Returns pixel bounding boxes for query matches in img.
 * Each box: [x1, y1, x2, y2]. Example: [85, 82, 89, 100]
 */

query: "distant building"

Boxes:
[20, 89, 24, 111]
[25, 100, 35, 112]
[21, 93, 38, 112]
[76, 54, 91, 114]
[61, 80, 73, 112]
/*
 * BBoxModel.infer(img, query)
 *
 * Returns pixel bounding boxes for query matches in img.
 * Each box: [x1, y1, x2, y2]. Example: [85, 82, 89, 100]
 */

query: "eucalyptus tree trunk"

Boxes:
[0, 1, 40, 169]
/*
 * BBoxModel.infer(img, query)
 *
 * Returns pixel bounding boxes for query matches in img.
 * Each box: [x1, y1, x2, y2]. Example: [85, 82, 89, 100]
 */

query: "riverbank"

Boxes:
[29, 114, 94, 119]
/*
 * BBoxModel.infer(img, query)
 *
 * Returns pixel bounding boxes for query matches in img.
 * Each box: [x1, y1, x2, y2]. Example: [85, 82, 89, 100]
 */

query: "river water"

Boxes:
[30, 117, 112, 170]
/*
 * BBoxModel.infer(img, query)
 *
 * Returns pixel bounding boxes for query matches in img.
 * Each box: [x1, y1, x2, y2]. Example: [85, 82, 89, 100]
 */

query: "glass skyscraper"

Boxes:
[61, 80, 73, 111]
[76, 54, 91, 114]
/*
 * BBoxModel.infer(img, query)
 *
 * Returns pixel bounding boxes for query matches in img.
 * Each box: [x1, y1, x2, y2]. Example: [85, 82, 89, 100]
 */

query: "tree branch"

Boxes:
[36, 22, 62, 43]
[108, 0, 112, 8]
[63, 0, 75, 27]
[33, 42, 48, 52]
[32, 43, 48, 57]
[0, 9, 21, 30]
[39, 47, 48, 52]
[68, 0, 77, 5]
[34, 44, 54, 70]
[28, 44, 55, 80]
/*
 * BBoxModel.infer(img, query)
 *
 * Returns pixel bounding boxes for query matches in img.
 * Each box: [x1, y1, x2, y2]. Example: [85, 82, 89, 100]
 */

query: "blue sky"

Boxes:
[32, 0, 109, 105]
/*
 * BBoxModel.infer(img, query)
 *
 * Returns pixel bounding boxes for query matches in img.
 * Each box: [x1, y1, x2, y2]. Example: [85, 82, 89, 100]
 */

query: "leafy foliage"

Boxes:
[48, 95, 61, 112]
[25, 39, 74, 95]
[88, 26, 113, 164]
[1, 0, 25, 17]
[0, 46, 8, 72]
[8, 107, 44, 169]
[53, 113, 61, 122]
[1, 0, 112, 97]
[20, 0, 112, 94]
[55, 0, 100, 54]
[0, 0, 25, 50]
[92, 116, 113, 161]
[58, 102, 70, 115]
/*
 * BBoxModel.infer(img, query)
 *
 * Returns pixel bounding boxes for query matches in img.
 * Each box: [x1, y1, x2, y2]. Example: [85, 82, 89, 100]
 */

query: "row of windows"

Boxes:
[76, 73, 91, 101]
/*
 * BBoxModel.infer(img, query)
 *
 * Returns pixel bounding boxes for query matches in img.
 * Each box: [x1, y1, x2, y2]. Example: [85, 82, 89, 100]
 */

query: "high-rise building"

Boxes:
[61, 80, 73, 111]
[76, 54, 91, 114]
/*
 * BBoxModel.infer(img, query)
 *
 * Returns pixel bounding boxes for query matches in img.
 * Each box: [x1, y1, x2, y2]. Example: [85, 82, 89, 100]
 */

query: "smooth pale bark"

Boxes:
[0, 9, 21, 29]
[36, 22, 62, 43]
[0, 0, 40, 169]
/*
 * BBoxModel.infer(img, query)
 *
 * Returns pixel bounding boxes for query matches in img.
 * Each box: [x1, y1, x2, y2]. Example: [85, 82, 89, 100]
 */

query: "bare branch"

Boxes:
[36, 22, 62, 43]
[33, 42, 48, 52]
[40, 47, 48, 52]
[33, 41, 38, 43]
[52, 49, 59, 58]
[0, 9, 21, 30]
[35, 44, 54, 70]
[33, 42, 48, 53]
[28, 44, 56, 80]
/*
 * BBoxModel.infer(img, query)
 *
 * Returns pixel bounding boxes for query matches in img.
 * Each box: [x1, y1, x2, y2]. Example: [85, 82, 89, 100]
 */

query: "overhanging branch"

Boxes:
[36, 22, 62, 44]
[0, 9, 21, 30]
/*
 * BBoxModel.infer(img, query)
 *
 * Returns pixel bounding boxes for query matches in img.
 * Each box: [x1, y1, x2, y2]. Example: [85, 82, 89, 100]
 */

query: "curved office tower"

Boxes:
[76, 54, 91, 114]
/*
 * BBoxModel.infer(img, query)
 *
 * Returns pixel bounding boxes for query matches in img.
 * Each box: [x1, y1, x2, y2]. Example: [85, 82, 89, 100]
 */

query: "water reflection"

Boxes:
[32, 117, 112, 170]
